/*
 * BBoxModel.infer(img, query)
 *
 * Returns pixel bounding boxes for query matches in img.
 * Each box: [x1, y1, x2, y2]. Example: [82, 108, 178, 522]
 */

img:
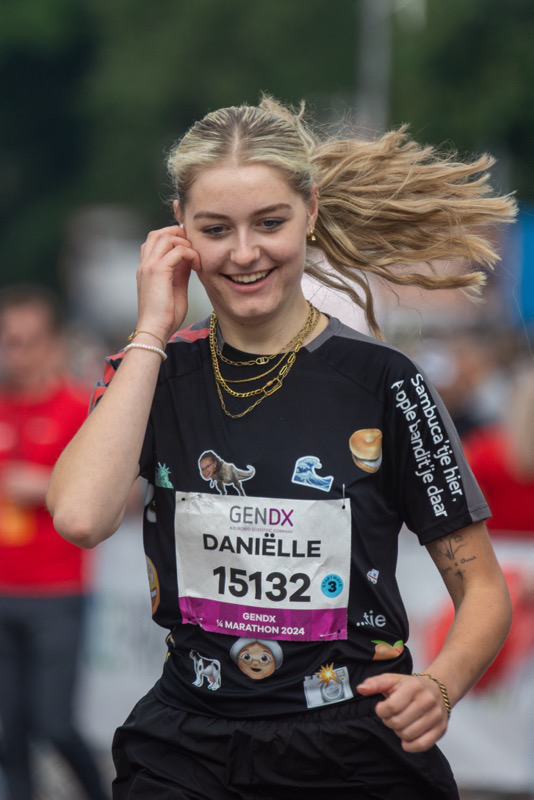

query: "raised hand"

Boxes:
[135, 225, 201, 344]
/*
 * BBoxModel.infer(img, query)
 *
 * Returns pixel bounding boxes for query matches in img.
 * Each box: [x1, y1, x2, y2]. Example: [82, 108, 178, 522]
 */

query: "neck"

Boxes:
[216, 296, 321, 355]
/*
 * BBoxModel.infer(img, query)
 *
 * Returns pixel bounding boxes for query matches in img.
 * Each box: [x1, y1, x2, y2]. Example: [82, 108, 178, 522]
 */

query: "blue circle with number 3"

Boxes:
[321, 574, 343, 598]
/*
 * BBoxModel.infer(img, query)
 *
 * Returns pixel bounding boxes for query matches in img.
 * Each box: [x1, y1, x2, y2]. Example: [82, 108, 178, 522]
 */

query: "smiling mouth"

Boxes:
[225, 269, 272, 285]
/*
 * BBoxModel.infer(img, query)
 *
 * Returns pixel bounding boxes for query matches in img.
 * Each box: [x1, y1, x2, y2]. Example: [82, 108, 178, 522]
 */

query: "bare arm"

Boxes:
[47, 348, 162, 547]
[357, 521, 512, 752]
[47, 225, 200, 548]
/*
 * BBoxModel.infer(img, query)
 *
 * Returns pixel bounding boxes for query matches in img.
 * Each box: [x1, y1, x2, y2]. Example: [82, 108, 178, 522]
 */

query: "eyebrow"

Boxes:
[193, 203, 293, 221]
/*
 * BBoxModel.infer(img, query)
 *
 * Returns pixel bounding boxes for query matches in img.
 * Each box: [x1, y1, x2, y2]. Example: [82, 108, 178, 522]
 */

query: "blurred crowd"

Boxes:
[405, 326, 534, 539]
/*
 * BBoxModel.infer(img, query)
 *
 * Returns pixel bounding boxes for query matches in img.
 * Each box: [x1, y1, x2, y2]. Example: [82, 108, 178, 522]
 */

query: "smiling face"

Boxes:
[179, 163, 317, 339]
[199, 455, 217, 480]
[237, 642, 276, 680]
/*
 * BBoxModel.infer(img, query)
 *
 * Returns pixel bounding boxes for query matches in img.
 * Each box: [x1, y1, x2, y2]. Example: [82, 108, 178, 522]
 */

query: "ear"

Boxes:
[308, 184, 319, 228]
[173, 199, 183, 225]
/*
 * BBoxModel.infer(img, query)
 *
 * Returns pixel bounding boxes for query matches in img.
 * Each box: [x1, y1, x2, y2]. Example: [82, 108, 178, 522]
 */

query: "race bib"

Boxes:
[174, 492, 351, 642]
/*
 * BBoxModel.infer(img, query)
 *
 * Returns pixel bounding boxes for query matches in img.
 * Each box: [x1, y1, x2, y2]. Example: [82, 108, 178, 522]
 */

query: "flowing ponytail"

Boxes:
[167, 95, 517, 338]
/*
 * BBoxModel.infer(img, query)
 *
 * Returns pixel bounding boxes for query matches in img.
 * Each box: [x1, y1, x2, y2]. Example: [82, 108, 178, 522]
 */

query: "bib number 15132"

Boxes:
[213, 566, 311, 603]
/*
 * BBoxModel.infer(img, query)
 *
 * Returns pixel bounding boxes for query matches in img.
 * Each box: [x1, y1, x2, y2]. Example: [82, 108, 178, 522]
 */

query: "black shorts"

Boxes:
[112, 689, 459, 800]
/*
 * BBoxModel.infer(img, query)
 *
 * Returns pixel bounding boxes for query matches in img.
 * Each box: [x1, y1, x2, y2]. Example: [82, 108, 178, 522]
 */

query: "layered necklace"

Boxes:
[209, 302, 320, 419]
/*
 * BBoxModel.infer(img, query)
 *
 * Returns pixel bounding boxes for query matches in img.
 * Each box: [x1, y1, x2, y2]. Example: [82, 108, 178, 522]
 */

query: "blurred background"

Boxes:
[1, 1, 533, 798]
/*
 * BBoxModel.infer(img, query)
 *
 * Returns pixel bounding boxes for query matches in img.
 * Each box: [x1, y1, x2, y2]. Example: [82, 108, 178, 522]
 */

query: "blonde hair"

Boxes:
[167, 96, 517, 338]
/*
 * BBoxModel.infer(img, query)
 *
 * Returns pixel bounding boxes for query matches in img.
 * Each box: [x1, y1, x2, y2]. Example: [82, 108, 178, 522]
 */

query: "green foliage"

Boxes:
[1, 0, 357, 286]
[391, 0, 534, 195]
[1, 0, 532, 288]
[78, 0, 356, 212]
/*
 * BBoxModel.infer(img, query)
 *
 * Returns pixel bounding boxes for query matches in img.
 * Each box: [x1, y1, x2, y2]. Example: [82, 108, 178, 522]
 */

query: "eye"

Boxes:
[259, 218, 284, 232]
[259, 654, 273, 664]
[203, 224, 226, 237]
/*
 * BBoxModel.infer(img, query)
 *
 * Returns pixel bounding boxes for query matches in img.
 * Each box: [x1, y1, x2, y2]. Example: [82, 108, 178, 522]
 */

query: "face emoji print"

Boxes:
[229, 637, 283, 681]
[238, 643, 275, 679]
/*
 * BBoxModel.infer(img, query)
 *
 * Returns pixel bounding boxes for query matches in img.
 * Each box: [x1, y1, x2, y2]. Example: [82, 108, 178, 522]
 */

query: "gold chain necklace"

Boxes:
[218, 306, 320, 386]
[209, 303, 319, 419]
[215, 313, 319, 368]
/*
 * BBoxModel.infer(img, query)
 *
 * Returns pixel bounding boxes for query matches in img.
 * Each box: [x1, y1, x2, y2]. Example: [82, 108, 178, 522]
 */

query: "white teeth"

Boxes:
[229, 270, 269, 284]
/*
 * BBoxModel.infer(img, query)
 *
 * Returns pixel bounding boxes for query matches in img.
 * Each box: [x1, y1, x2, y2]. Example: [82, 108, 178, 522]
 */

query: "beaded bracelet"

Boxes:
[123, 342, 167, 361]
[412, 672, 451, 718]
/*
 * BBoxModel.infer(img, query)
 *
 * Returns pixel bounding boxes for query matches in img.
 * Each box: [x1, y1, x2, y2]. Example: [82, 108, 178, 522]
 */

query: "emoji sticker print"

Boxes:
[229, 638, 283, 680]
[349, 429, 383, 473]
[155, 462, 174, 488]
[145, 556, 160, 615]
[303, 663, 354, 708]
[198, 450, 255, 496]
[190, 650, 222, 691]
[371, 639, 404, 660]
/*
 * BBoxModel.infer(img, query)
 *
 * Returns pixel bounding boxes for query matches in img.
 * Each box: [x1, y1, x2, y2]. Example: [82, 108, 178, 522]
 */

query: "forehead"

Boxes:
[186, 163, 305, 215]
[0, 302, 53, 337]
[242, 642, 271, 656]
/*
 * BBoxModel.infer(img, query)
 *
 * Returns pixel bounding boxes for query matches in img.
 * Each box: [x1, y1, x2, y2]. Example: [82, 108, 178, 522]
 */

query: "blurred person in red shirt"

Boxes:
[0, 285, 109, 800]
[465, 362, 534, 538]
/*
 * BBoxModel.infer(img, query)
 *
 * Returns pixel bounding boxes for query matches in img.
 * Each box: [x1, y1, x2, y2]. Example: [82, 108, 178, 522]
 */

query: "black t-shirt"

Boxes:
[97, 317, 490, 717]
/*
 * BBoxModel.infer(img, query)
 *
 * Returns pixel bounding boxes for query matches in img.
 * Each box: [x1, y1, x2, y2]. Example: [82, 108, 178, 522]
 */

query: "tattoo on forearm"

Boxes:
[442, 535, 466, 561]
[431, 534, 478, 581]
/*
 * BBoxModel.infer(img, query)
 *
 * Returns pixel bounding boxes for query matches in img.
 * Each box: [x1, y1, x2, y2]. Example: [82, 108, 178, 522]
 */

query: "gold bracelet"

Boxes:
[412, 673, 451, 718]
[128, 328, 166, 349]
[124, 342, 167, 361]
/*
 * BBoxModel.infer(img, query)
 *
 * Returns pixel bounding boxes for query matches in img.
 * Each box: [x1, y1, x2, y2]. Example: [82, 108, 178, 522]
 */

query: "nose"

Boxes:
[230, 233, 260, 267]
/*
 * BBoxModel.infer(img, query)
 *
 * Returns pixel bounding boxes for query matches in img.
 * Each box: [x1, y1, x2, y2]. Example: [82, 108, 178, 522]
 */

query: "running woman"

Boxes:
[48, 96, 515, 800]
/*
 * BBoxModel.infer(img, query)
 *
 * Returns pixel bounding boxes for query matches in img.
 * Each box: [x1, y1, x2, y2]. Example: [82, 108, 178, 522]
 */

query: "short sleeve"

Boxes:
[90, 350, 155, 481]
[384, 356, 491, 545]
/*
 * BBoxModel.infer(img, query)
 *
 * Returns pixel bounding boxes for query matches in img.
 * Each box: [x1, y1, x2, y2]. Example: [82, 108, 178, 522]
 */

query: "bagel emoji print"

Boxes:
[349, 428, 383, 473]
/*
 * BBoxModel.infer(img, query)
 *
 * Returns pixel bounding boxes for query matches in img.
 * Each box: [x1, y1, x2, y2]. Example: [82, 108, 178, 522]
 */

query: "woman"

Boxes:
[48, 97, 515, 799]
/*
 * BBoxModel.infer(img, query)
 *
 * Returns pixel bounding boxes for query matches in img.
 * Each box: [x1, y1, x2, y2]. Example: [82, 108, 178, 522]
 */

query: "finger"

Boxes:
[139, 243, 200, 279]
[356, 673, 404, 697]
[401, 722, 447, 753]
[141, 228, 190, 258]
[172, 261, 193, 292]
[375, 679, 437, 724]
[142, 232, 193, 262]
[376, 690, 440, 734]
[167, 245, 201, 274]
[146, 224, 186, 238]
[396, 708, 446, 744]
[141, 225, 187, 249]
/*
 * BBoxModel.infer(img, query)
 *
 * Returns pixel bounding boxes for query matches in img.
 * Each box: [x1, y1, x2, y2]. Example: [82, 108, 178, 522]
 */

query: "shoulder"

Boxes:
[106, 319, 211, 377]
[168, 319, 211, 346]
[309, 317, 421, 399]
[164, 319, 211, 377]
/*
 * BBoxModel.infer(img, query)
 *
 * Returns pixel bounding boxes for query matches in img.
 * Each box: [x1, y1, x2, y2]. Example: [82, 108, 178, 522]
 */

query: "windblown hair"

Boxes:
[167, 96, 516, 338]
